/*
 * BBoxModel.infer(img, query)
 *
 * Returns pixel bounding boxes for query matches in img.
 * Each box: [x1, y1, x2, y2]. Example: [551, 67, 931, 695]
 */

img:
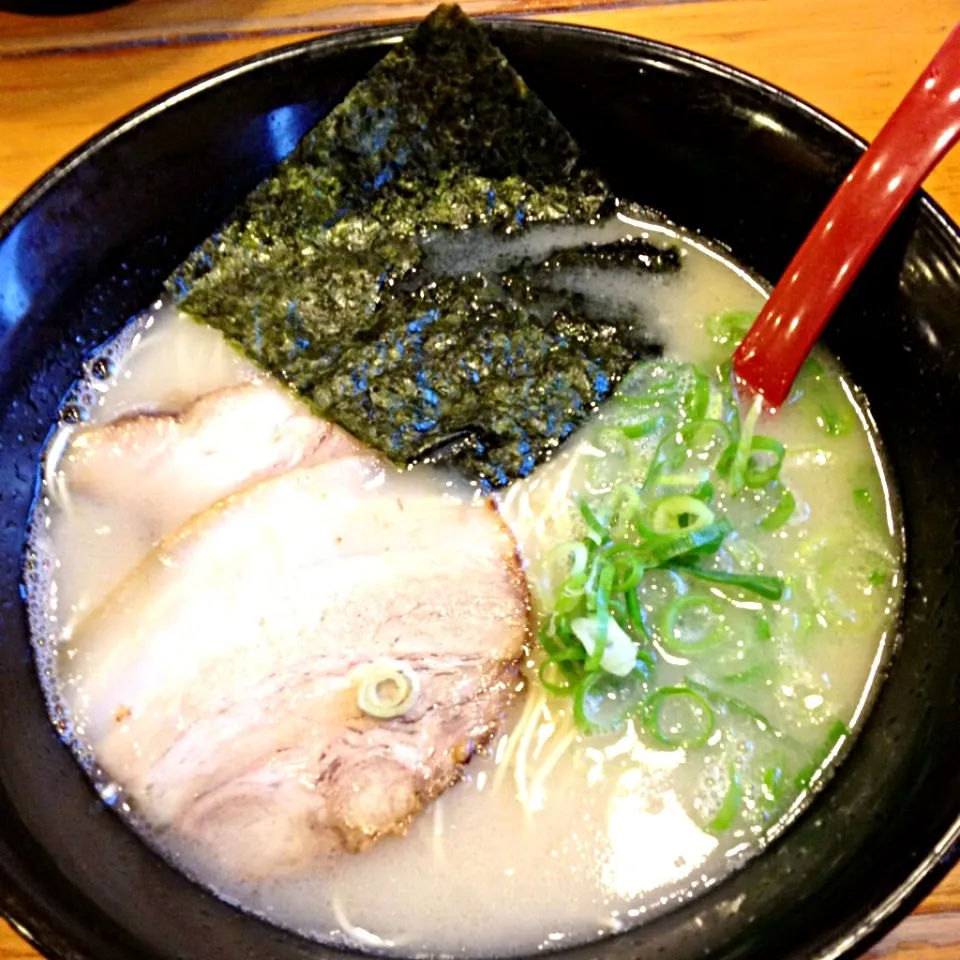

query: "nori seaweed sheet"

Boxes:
[168, 4, 678, 485]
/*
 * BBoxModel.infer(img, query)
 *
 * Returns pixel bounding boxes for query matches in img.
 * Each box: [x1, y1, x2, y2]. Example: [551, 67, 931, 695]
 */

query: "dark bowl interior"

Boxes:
[2, 19, 960, 960]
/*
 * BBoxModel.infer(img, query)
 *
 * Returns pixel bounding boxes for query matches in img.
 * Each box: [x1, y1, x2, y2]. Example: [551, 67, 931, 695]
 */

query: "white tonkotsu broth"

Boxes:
[25, 214, 901, 958]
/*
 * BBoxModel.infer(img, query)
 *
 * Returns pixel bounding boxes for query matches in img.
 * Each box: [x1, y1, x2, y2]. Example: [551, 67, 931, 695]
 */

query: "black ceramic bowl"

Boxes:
[2, 18, 960, 960]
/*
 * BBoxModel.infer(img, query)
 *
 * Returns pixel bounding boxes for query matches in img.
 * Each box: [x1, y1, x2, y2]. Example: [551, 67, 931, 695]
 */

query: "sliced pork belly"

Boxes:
[62, 381, 362, 541]
[66, 458, 529, 879]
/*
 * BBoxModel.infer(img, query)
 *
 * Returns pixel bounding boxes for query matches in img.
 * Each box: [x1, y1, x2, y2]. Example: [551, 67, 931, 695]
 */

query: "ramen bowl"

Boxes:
[1, 18, 959, 960]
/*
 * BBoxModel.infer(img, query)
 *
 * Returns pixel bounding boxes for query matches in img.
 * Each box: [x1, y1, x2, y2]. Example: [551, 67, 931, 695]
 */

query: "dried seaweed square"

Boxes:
[168, 4, 674, 484]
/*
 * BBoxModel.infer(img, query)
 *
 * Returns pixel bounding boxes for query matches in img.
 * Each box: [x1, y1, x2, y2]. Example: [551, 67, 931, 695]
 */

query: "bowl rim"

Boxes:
[2, 15, 960, 960]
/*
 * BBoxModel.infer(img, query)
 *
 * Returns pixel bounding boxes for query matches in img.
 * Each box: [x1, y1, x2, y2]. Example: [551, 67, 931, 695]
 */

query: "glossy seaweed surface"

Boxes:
[2, 19, 960, 960]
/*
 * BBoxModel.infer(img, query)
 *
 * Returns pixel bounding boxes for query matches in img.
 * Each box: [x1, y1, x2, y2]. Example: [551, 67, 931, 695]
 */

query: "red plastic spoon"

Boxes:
[733, 24, 960, 410]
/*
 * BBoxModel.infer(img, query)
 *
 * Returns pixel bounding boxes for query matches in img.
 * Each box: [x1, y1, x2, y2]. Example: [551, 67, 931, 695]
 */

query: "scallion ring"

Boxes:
[643, 518, 732, 566]
[609, 485, 643, 536]
[643, 686, 715, 749]
[573, 666, 647, 734]
[539, 618, 586, 663]
[685, 678, 774, 733]
[553, 569, 590, 614]
[601, 544, 646, 593]
[355, 660, 420, 720]
[650, 495, 715, 536]
[678, 419, 732, 466]
[538, 657, 579, 696]
[573, 671, 607, 733]
[744, 435, 786, 488]
[549, 540, 590, 577]
[661, 594, 727, 655]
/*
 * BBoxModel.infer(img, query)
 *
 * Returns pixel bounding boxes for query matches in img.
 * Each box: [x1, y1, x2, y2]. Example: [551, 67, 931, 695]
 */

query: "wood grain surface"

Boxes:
[1, 0, 959, 957]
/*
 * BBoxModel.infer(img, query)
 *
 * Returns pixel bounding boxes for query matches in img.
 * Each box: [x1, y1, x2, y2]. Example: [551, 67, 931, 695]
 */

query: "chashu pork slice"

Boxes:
[66, 456, 529, 880]
[62, 381, 364, 541]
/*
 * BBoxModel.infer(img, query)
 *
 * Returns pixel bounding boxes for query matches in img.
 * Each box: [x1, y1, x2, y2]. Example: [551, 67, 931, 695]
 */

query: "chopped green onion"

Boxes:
[645, 420, 731, 494]
[355, 660, 420, 719]
[541, 619, 588, 663]
[680, 418, 734, 453]
[539, 621, 574, 661]
[759, 489, 796, 531]
[707, 764, 742, 833]
[661, 595, 727, 655]
[725, 395, 763, 494]
[650, 472, 710, 489]
[715, 359, 737, 416]
[817, 401, 845, 437]
[573, 666, 649, 734]
[623, 588, 649, 640]
[621, 416, 668, 439]
[715, 443, 734, 479]
[693, 481, 715, 502]
[667, 561, 785, 601]
[794, 356, 851, 435]
[573, 672, 606, 733]
[643, 686, 716, 749]
[743, 435, 785, 488]
[650, 495, 716, 535]
[642, 518, 732, 567]
[571, 614, 637, 678]
[551, 541, 589, 576]
[601, 547, 645, 593]
[761, 766, 784, 806]
[852, 484, 888, 535]
[538, 658, 578, 696]
[685, 678, 774, 733]
[686, 374, 711, 421]
[578, 497, 608, 542]
[585, 564, 615, 669]
[553, 570, 590, 613]
[607, 485, 643, 537]
[794, 719, 851, 791]
[707, 310, 756, 348]
[721, 663, 770, 684]
[534, 354, 814, 766]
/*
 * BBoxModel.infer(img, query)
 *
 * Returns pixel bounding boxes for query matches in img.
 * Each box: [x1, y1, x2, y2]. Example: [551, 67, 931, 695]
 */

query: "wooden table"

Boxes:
[0, 1, 958, 957]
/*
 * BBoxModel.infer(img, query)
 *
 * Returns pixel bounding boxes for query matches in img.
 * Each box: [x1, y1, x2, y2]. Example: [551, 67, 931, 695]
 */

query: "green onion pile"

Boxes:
[534, 312, 864, 833]
[540, 353, 791, 727]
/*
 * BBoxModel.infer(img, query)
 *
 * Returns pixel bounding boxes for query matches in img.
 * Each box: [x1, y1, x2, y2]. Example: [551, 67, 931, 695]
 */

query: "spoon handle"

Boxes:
[733, 24, 960, 409]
